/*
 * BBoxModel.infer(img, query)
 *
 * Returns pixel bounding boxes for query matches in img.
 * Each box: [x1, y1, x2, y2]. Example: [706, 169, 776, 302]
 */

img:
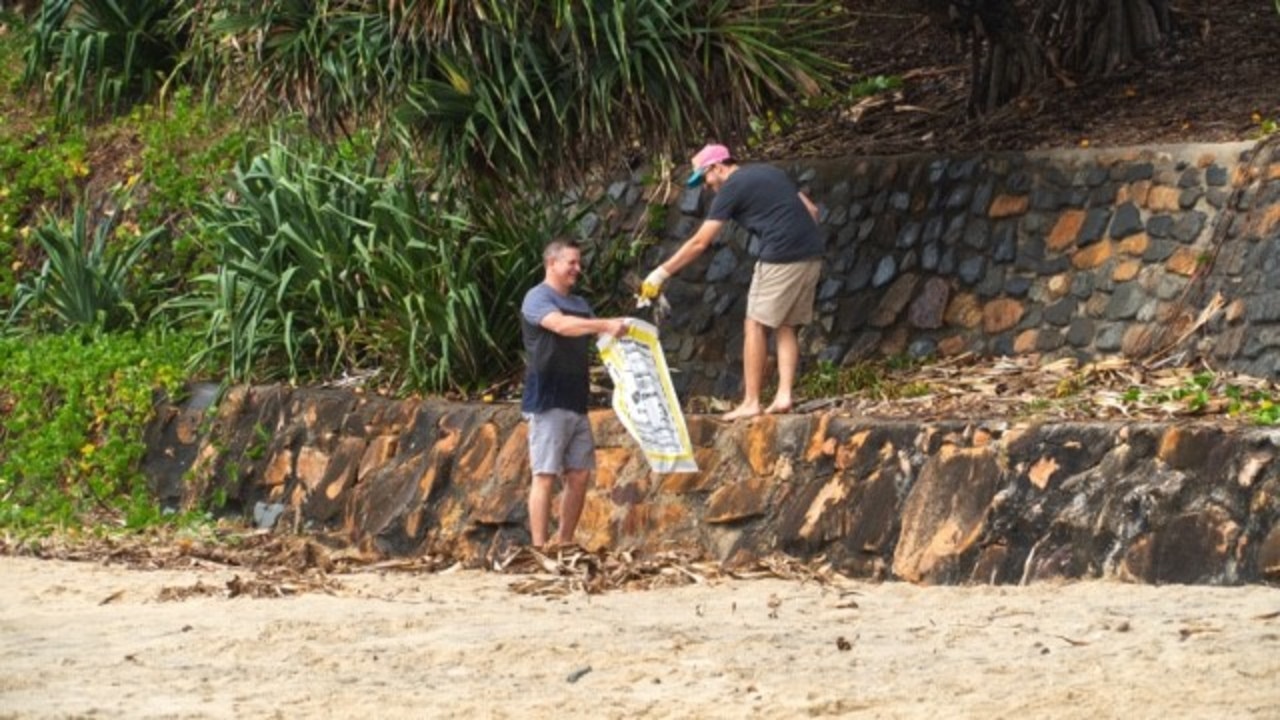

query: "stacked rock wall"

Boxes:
[143, 385, 1280, 585]
[138, 140, 1280, 586]
[602, 140, 1280, 397]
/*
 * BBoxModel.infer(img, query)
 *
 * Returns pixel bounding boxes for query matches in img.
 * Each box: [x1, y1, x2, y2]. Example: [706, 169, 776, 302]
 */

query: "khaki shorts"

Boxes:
[747, 258, 822, 328]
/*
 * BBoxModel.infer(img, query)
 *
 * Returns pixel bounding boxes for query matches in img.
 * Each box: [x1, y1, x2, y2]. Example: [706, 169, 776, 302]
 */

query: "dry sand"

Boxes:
[1, 556, 1278, 719]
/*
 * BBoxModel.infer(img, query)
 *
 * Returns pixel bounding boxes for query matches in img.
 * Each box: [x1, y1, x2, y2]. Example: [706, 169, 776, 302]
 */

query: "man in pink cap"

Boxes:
[640, 143, 823, 421]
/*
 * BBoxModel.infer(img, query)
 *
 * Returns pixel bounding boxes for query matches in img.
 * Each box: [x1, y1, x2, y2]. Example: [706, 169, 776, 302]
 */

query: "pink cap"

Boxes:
[686, 144, 732, 187]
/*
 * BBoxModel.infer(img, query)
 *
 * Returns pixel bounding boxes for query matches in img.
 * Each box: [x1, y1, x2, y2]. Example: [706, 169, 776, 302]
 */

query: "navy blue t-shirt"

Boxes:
[520, 282, 594, 414]
[707, 164, 824, 263]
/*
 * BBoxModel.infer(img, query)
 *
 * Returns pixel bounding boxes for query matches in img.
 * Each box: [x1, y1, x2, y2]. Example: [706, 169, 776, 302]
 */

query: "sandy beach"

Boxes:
[1, 555, 1278, 719]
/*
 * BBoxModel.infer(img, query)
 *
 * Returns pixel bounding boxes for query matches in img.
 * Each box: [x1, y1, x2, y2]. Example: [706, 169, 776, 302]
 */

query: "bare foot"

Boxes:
[722, 403, 761, 421]
[764, 401, 792, 415]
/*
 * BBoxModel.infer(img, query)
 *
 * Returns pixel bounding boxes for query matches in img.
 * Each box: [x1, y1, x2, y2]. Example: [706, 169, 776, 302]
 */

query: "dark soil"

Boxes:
[753, 0, 1280, 161]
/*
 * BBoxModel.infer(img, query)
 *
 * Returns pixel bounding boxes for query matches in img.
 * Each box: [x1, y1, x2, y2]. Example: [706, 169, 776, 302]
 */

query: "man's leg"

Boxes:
[528, 473, 557, 547]
[766, 324, 798, 414]
[724, 317, 768, 420]
[556, 468, 590, 545]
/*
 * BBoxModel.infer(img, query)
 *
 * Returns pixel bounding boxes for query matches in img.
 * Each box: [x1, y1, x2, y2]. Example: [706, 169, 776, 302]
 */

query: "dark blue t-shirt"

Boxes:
[707, 164, 824, 263]
[520, 282, 594, 414]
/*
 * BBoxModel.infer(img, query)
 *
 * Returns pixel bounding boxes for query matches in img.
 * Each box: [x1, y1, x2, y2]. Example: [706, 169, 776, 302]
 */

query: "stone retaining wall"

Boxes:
[595, 140, 1280, 397]
[144, 385, 1280, 585]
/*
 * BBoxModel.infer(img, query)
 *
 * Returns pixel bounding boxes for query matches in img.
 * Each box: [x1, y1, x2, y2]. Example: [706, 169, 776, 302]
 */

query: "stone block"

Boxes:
[1047, 209, 1085, 252]
[982, 298, 1025, 334]
[892, 445, 1001, 584]
[988, 194, 1029, 218]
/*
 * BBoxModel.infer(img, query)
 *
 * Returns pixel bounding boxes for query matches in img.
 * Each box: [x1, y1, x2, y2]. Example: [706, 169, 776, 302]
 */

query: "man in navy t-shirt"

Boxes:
[640, 143, 824, 421]
[521, 240, 628, 547]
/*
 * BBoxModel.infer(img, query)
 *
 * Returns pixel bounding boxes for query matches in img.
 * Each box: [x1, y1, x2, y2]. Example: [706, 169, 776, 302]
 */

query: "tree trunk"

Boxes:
[947, 0, 1172, 116]
[954, 0, 1046, 117]
[1033, 0, 1170, 77]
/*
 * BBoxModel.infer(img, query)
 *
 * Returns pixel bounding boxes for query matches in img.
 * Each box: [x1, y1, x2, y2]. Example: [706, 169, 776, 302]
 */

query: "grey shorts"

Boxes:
[525, 408, 596, 476]
[747, 258, 822, 328]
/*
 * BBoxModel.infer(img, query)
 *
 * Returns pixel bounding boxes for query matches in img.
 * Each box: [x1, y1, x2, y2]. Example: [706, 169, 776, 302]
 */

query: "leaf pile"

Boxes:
[494, 544, 850, 597]
[793, 354, 1280, 425]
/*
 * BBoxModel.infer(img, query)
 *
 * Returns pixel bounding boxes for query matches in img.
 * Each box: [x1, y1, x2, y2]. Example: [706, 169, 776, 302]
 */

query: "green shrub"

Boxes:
[163, 138, 574, 395]
[0, 330, 194, 530]
[22, 0, 187, 122]
[5, 202, 164, 334]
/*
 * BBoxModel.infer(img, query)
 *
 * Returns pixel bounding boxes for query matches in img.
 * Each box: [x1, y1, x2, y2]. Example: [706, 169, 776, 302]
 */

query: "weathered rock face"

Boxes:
[144, 386, 1280, 586]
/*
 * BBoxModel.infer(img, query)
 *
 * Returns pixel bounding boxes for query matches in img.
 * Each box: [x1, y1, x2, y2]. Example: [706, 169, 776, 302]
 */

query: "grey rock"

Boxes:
[1110, 202, 1143, 239]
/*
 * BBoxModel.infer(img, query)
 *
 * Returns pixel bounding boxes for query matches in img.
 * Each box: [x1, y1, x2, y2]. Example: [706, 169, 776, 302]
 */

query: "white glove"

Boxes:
[640, 266, 670, 300]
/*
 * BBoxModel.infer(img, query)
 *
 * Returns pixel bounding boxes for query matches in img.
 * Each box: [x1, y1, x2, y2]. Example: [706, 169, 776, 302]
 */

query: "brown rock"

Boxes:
[263, 449, 294, 487]
[1127, 180, 1152, 208]
[1028, 456, 1060, 490]
[454, 422, 499, 489]
[594, 447, 634, 492]
[620, 502, 692, 541]
[1259, 525, 1280, 582]
[945, 293, 983, 329]
[706, 476, 774, 523]
[1225, 299, 1247, 324]
[834, 429, 873, 471]
[1122, 510, 1240, 584]
[880, 327, 910, 357]
[1013, 329, 1038, 354]
[1112, 259, 1141, 282]
[1253, 204, 1280, 236]
[891, 445, 1001, 583]
[1072, 239, 1113, 270]
[937, 335, 968, 356]
[1118, 232, 1149, 256]
[303, 437, 365, 522]
[577, 495, 616, 550]
[1157, 426, 1224, 471]
[1121, 325, 1156, 357]
[743, 417, 779, 476]
[1166, 247, 1202, 277]
[982, 298, 1024, 334]
[358, 435, 398, 482]
[1047, 210, 1086, 252]
[988, 194, 1029, 218]
[658, 448, 719, 494]
[1148, 186, 1181, 212]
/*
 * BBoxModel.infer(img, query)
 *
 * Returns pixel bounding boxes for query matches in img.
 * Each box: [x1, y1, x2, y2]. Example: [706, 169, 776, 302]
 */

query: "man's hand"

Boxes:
[640, 266, 670, 300]
[602, 318, 628, 338]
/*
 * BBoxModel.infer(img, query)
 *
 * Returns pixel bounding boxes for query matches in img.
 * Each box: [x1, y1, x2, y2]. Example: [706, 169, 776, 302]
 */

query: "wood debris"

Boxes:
[494, 545, 850, 597]
[798, 354, 1278, 425]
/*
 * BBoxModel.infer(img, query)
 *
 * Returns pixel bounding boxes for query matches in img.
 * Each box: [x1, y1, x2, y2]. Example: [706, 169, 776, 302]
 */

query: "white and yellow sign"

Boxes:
[597, 319, 697, 473]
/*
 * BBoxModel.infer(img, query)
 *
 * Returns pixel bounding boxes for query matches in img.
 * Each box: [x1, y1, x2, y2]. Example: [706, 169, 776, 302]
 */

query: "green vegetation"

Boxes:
[0, 2, 844, 531]
[799, 359, 934, 401]
[1133, 371, 1280, 425]
[0, 330, 194, 530]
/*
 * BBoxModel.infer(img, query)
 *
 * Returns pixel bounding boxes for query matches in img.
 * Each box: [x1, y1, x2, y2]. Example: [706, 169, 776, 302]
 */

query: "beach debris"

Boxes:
[566, 666, 592, 683]
[494, 545, 850, 597]
[836, 636, 852, 651]
[769, 353, 1280, 425]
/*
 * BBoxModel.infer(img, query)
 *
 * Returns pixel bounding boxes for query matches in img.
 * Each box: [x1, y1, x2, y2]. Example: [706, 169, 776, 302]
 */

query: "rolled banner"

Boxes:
[597, 318, 697, 473]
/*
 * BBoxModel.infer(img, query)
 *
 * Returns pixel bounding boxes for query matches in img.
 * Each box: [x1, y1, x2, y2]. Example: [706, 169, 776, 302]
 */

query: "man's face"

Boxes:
[704, 163, 726, 191]
[547, 246, 582, 287]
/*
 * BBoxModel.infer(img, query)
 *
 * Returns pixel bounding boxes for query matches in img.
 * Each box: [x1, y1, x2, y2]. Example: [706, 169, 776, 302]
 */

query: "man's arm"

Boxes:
[798, 192, 819, 223]
[659, 218, 724, 276]
[540, 312, 627, 338]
